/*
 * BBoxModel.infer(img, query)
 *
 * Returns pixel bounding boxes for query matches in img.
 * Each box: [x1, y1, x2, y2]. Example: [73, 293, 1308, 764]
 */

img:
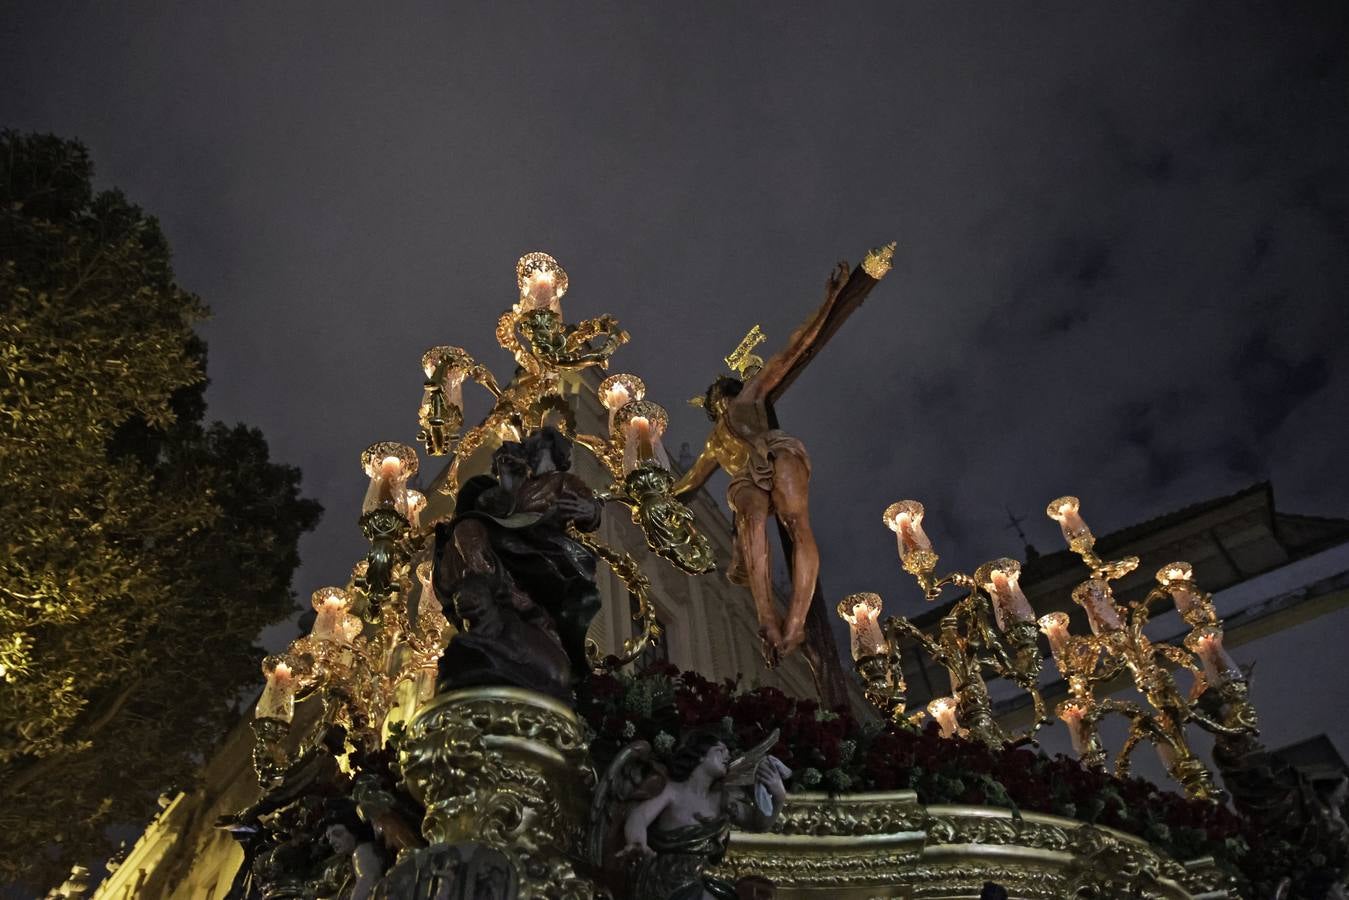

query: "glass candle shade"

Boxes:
[615, 400, 670, 474]
[420, 346, 470, 409]
[414, 560, 440, 627]
[1046, 496, 1093, 550]
[310, 587, 352, 643]
[360, 442, 419, 516]
[837, 592, 889, 660]
[1155, 741, 1178, 771]
[977, 558, 1036, 630]
[516, 251, 568, 313]
[1072, 579, 1124, 634]
[1057, 699, 1094, 757]
[927, 697, 961, 738]
[598, 373, 646, 435]
[1157, 561, 1207, 620]
[406, 490, 426, 532]
[1185, 625, 1240, 685]
[257, 655, 296, 722]
[883, 500, 935, 569]
[1038, 612, 1073, 662]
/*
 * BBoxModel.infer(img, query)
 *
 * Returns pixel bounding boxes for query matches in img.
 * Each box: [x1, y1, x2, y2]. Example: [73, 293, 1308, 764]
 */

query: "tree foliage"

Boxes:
[0, 131, 322, 887]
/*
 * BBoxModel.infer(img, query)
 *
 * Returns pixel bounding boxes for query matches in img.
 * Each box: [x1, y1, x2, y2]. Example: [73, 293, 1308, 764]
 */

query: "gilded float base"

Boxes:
[714, 793, 1236, 899]
[397, 686, 598, 899]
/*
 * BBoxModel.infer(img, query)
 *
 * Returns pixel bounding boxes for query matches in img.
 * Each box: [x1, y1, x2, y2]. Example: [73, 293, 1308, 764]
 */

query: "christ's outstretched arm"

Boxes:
[738, 261, 852, 404]
[672, 441, 721, 500]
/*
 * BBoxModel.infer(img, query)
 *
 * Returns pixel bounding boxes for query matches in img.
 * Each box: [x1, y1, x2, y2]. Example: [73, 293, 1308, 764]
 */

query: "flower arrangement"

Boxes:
[578, 664, 1260, 885]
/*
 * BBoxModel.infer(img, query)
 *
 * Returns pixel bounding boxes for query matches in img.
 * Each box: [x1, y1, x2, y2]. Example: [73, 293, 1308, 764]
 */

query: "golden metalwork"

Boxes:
[567, 522, 664, 669]
[724, 323, 767, 378]
[438, 253, 630, 497]
[842, 500, 1050, 746]
[516, 250, 569, 304]
[861, 241, 898, 279]
[610, 462, 717, 575]
[359, 441, 420, 480]
[1035, 505, 1261, 801]
[844, 492, 1267, 801]
[397, 686, 598, 899]
[417, 345, 500, 457]
[712, 793, 1232, 898]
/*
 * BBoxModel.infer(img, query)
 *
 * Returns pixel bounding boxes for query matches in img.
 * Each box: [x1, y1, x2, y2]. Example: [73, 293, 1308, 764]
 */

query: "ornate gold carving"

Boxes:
[397, 687, 597, 900]
[724, 324, 766, 378]
[714, 796, 1230, 898]
[861, 241, 897, 279]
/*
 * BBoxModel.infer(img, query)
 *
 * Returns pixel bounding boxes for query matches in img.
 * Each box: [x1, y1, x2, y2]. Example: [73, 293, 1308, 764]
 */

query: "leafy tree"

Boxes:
[0, 131, 322, 888]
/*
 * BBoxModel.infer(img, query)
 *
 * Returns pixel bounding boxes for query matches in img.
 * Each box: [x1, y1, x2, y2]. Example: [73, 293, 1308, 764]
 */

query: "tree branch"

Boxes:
[1, 676, 142, 799]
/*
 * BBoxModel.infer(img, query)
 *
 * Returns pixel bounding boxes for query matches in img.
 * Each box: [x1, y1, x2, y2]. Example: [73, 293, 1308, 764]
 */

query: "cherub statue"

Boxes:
[588, 728, 791, 900]
[673, 246, 893, 662]
[312, 805, 384, 900]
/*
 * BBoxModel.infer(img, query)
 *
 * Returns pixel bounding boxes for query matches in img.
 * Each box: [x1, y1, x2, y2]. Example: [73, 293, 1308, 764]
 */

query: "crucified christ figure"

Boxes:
[673, 244, 893, 665]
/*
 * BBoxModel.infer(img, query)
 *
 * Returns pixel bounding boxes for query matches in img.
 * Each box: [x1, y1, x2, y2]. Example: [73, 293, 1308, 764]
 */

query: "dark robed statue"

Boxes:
[433, 426, 604, 698]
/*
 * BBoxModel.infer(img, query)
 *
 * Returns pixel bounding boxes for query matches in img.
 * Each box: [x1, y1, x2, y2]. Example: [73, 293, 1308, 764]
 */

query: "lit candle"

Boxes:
[1046, 496, 1093, 550]
[525, 271, 556, 309]
[616, 400, 670, 474]
[516, 251, 568, 313]
[837, 592, 889, 660]
[1156, 561, 1206, 620]
[1072, 579, 1123, 634]
[360, 442, 418, 516]
[599, 373, 646, 436]
[257, 656, 296, 722]
[379, 456, 402, 503]
[1185, 625, 1240, 685]
[927, 696, 961, 738]
[1056, 699, 1094, 757]
[407, 490, 426, 532]
[1038, 612, 1072, 661]
[978, 558, 1036, 630]
[883, 500, 935, 570]
[310, 587, 351, 643]
[421, 346, 470, 410]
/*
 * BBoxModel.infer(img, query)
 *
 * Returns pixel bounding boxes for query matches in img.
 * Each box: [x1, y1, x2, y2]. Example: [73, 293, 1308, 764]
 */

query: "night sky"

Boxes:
[3, 4, 1346, 654]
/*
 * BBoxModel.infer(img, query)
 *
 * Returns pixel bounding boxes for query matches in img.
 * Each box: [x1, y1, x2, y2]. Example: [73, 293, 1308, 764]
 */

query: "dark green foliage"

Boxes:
[0, 131, 321, 888]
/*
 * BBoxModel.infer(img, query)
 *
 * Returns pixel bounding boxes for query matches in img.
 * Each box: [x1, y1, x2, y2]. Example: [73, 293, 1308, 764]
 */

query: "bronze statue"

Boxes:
[588, 729, 790, 900]
[674, 246, 893, 662]
[432, 427, 604, 696]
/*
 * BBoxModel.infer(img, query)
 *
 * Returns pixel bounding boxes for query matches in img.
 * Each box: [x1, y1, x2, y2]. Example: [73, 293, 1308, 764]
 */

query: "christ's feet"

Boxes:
[759, 624, 784, 669]
[777, 623, 807, 658]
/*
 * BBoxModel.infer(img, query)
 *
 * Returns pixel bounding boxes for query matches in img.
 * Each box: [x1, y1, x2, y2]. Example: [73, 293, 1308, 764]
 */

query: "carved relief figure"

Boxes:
[589, 729, 790, 900]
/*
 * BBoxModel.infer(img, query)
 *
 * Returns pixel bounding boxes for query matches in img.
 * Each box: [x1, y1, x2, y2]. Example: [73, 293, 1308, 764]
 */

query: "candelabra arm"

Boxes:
[885, 616, 945, 665]
[570, 431, 622, 480]
[1152, 642, 1208, 700]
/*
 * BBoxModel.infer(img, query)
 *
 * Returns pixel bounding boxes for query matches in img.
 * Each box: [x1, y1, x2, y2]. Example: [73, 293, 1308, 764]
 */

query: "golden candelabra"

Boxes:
[255, 451, 454, 754]
[254, 251, 727, 761]
[837, 501, 1050, 748]
[839, 493, 1261, 801]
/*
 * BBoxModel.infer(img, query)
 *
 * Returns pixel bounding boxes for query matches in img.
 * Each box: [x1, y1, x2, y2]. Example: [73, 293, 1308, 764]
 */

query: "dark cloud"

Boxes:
[2, 1, 1345, 647]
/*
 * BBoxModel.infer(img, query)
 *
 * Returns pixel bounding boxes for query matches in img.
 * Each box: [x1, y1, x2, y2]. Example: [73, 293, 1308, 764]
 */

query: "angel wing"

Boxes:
[585, 741, 666, 869]
[724, 729, 793, 818]
[723, 729, 781, 790]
